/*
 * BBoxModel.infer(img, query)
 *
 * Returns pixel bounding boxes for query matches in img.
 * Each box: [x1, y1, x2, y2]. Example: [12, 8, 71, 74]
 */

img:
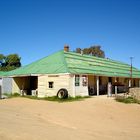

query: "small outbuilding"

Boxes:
[4, 46, 140, 98]
[0, 71, 12, 98]
[0, 72, 3, 98]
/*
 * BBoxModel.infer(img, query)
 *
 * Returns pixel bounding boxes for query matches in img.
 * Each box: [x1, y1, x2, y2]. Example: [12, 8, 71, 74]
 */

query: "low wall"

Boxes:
[129, 88, 140, 100]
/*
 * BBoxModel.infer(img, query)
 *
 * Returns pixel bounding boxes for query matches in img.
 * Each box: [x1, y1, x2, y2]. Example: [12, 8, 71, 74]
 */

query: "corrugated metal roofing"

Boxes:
[3, 50, 140, 78]
[64, 52, 140, 78]
[0, 71, 5, 77]
[5, 51, 68, 76]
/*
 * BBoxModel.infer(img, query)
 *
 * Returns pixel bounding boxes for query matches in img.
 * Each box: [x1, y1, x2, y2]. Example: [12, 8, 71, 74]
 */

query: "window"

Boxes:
[75, 75, 80, 86]
[109, 77, 112, 83]
[48, 82, 54, 88]
[134, 80, 136, 87]
[82, 75, 87, 86]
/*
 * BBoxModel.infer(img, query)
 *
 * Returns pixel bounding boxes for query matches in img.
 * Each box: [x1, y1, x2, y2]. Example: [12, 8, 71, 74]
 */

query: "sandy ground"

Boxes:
[0, 96, 140, 140]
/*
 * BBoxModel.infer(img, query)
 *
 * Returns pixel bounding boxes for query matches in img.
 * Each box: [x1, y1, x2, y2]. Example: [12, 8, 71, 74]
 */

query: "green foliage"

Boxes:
[76, 48, 81, 54]
[0, 54, 21, 71]
[115, 96, 140, 104]
[12, 93, 20, 97]
[3, 93, 12, 98]
[75, 45, 105, 58]
[43, 96, 90, 102]
[3, 93, 20, 98]
[5, 94, 91, 102]
[0, 54, 5, 61]
[22, 95, 90, 102]
[0, 54, 5, 66]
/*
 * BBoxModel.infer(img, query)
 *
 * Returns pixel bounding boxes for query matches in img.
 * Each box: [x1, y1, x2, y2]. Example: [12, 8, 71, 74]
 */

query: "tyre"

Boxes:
[57, 88, 68, 99]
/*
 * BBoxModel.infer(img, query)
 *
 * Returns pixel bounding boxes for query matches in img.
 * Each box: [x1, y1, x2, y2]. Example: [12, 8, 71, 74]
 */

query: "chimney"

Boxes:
[64, 45, 69, 52]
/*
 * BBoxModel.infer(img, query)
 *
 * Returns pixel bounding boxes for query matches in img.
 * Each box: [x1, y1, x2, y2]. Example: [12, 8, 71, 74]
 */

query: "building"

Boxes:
[0, 72, 3, 98]
[3, 46, 140, 98]
[0, 71, 12, 98]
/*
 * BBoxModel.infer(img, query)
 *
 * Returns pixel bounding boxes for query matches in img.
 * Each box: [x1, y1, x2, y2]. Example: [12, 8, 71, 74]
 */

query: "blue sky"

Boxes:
[0, 0, 140, 68]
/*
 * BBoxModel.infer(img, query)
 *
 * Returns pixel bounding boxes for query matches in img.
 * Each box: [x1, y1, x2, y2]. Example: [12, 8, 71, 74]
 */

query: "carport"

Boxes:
[13, 76, 38, 95]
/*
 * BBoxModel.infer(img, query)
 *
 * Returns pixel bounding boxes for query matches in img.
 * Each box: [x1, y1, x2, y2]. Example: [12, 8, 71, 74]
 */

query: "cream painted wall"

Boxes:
[12, 74, 140, 98]
[38, 74, 74, 97]
[12, 78, 19, 93]
[75, 75, 88, 96]
[38, 74, 89, 97]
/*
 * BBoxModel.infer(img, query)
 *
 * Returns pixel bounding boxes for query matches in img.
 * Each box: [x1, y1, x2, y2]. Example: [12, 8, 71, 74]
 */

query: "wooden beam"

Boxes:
[115, 77, 117, 95]
[129, 79, 131, 88]
[96, 76, 99, 96]
[107, 82, 112, 97]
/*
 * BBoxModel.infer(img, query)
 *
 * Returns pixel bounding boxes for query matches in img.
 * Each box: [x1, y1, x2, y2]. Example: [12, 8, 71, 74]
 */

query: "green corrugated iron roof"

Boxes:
[4, 50, 140, 78]
[5, 51, 68, 76]
[0, 71, 6, 77]
[65, 52, 140, 78]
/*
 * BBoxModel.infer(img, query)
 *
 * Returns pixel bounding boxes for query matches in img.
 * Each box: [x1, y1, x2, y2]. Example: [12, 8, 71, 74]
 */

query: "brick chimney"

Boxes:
[64, 45, 69, 52]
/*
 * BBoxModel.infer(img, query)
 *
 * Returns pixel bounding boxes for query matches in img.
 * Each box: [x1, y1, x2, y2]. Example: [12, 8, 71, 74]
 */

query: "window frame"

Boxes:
[48, 81, 54, 89]
[75, 75, 80, 86]
[82, 75, 88, 86]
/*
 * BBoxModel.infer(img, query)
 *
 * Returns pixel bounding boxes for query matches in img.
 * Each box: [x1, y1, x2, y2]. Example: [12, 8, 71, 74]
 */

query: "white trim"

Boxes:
[4, 73, 71, 78]
[7, 75, 34, 77]
[73, 75, 76, 97]
[37, 73, 70, 76]
[115, 86, 117, 95]
[4, 72, 140, 79]
[107, 82, 112, 97]
[114, 77, 117, 95]
[129, 79, 131, 88]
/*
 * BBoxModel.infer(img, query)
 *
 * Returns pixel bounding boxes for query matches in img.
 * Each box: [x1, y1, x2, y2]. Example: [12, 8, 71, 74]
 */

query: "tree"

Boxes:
[0, 54, 21, 71]
[0, 54, 5, 66]
[75, 45, 105, 58]
[0, 54, 7, 71]
[76, 48, 81, 54]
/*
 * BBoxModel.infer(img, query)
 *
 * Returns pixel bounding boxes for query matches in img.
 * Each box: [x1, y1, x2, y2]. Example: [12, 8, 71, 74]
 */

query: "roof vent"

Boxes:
[64, 45, 69, 52]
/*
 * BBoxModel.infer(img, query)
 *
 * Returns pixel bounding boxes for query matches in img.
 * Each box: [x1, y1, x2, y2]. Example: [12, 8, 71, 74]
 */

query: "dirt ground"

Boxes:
[0, 96, 140, 140]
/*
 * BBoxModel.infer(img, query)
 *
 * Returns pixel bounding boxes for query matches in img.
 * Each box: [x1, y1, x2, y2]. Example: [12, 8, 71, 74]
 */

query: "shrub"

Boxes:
[115, 95, 140, 104]
[12, 93, 20, 97]
[43, 96, 90, 102]
[3, 93, 90, 102]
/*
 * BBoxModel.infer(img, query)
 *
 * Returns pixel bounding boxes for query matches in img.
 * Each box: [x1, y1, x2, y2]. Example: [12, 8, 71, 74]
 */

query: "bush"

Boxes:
[3, 93, 90, 102]
[12, 93, 20, 97]
[43, 96, 90, 102]
[115, 95, 140, 104]
[3, 92, 20, 98]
